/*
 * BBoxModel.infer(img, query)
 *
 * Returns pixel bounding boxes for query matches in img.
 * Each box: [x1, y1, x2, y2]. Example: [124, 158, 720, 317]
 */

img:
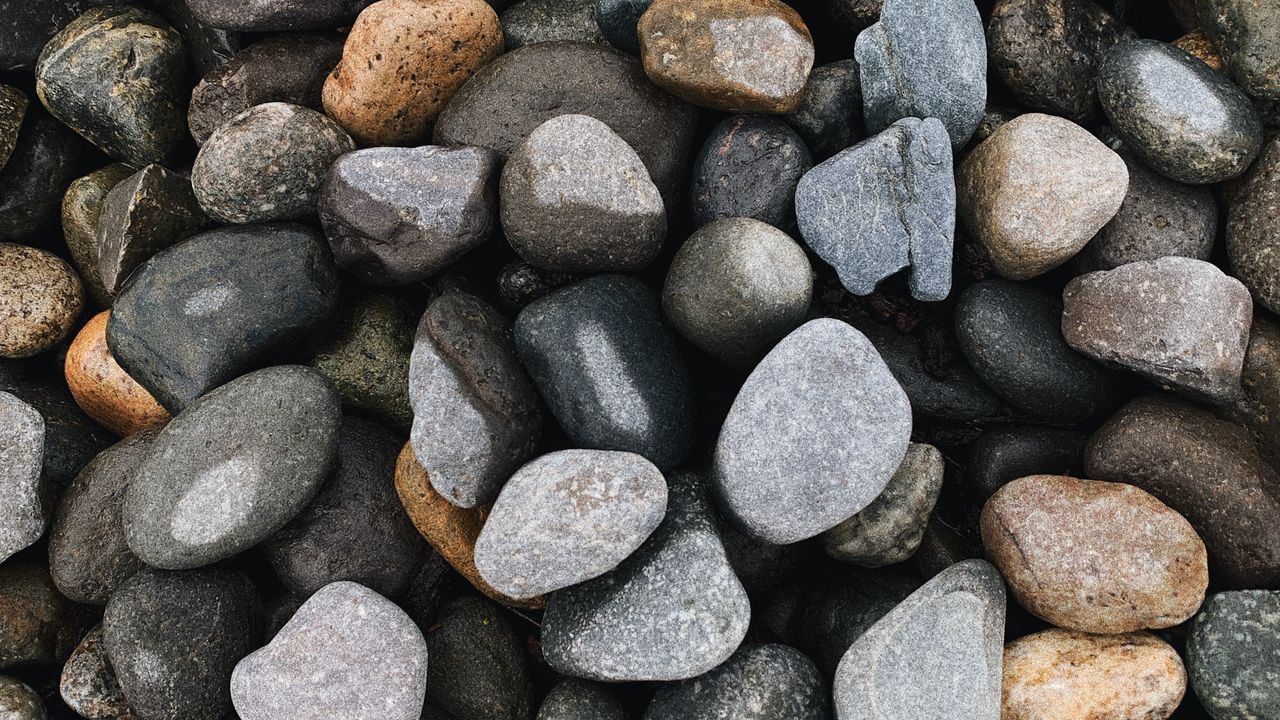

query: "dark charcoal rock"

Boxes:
[0, 0, 101, 71]
[424, 597, 532, 720]
[0, 378, 113, 495]
[0, 560, 95, 670]
[537, 679, 627, 720]
[1188, 590, 1280, 720]
[690, 115, 812, 229]
[62, 163, 134, 308]
[783, 59, 864, 161]
[643, 644, 829, 720]
[1198, 0, 1280, 102]
[718, 520, 807, 596]
[186, 0, 375, 31]
[967, 425, 1086, 500]
[1227, 137, 1280, 314]
[158, 0, 244, 80]
[96, 164, 208, 297]
[502, 0, 603, 48]
[0, 109, 93, 244]
[59, 626, 136, 720]
[595, 0, 651, 53]
[497, 261, 576, 309]
[0, 86, 27, 172]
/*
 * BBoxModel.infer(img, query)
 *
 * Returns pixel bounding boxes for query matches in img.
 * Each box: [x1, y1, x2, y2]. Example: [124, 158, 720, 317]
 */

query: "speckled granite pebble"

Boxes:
[59, 626, 136, 720]
[0, 85, 27, 171]
[0, 391, 44, 564]
[0, 243, 83, 359]
[0, 676, 45, 720]
[537, 679, 627, 720]
[503, 0, 602, 47]
[643, 644, 829, 720]
[1188, 591, 1280, 720]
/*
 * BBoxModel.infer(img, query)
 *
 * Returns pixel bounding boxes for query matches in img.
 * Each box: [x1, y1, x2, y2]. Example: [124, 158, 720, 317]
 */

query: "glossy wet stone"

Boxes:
[0, 391, 44, 564]
[784, 60, 863, 161]
[690, 115, 811, 229]
[0, 243, 83, 359]
[503, 0, 602, 47]
[308, 290, 414, 432]
[1188, 590, 1280, 720]
[59, 626, 135, 720]
[96, 164, 208, 297]
[1226, 137, 1280, 314]
[62, 163, 133, 309]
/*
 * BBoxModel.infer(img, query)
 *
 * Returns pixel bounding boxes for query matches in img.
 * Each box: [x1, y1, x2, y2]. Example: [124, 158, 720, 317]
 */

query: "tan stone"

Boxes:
[322, 0, 503, 146]
[0, 243, 83, 359]
[1174, 31, 1225, 72]
[64, 311, 169, 437]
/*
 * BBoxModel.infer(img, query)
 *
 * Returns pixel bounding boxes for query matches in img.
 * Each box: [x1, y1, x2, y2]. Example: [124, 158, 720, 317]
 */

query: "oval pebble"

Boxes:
[0, 243, 83, 359]
[64, 312, 170, 437]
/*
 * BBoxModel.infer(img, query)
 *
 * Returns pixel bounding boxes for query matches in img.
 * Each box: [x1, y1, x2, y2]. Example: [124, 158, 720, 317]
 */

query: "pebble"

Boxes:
[502, 0, 602, 47]
[1085, 394, 1280, 589]
[829, 0, 882, 33]
[796, 117, 954, 301]
[595, 0, 650, 52]
[661, 217, 812, 367]
[1002, 629, 1186, 720]
[123, 365, 341, 569]
[1188, 590, 1280, 720]
[833, 560, 1006, 719]
[103, 566, 262, 720]
[192, 102, 354, 224]
[783, 59, 863, 161]
[0, 560, 95, 669]
[637, 0, 814, 113]
[59, 626, 136, 720]
[35, 6, 187, 166]
[96, 164, 208, 297]
[1198, 0, 1280, 101]
[1062, 257, 1252, 404]
[1229, 313, 1280, 470]
[0, 676, 44, 720]
[957, 113, 1128, 280]
[515, 274, 694, 469]
[0, 378, 112, 495]
[320, 145, 498, 286]
[537, 679, 627, 720]
[714, 318, 911, 544]
[106, 223, 340, 411]
[62, 163, 133, 309]
[231, 581, 428, 720]
[158, 0, 244, 82]
[409, 288, 542, 508]
[0, 392, 44, 564]
[0, 243, 83, 360]
[322, 0, 503, 146]
[497, 261, 575, 309]
[541, 473, 750, 681]
[690, 115, 812, 229]
[967, 425, 1086, 500]
[981, 474, 1208, 633]
[1227, 137, 1280, 314]
[421, 597, 531, 720]
[855, 0, 986, 147]
[822, 443, 944, 568]
[643, 644, 828, 720]
[186, 0, 374, 31]
[0, 0, 100, 71]
[0, 110, 89, 243]
[64, 312, 170, 437]
[0, 85, 27, 171]
[1097, 39, 1262, 184]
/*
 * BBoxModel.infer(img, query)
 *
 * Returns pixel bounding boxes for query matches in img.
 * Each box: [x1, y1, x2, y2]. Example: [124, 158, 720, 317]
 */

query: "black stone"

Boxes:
[595, 0, 651, 53]
[0, 109, 94, 244]
[966, 424, 1087, 500]
[186, 0, 375, 32]
[690, 115, 812, 229]
[784, 60, 864, 161]
[423, 597, 532, 720]
[0, 0, 100, 71]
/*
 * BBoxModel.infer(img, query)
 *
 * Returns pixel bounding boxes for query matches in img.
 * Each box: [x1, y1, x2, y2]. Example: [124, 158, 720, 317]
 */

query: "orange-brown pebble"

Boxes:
[1174, 31, 1225, 72]
[394, 442, 544, 609]
[64, 311, 169, 436]
[321, 0, 503, 146]
[0, 243, 83, 359]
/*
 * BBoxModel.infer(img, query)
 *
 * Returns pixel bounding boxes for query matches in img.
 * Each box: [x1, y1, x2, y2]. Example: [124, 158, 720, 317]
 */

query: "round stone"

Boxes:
[0, 560, 95, 669]
[0, 391, 44, 564]
[690, 115, 812, 229]
[0, 676, 44, 720]
[537, 680, 627, 720]
[0, 243, 83, 359]
[642, 644, 828, 720]
[1227, 137, 1280, 314]
[422, 597, 531, 720]
[783, 59, 864, 161]
[502, 0, 602, 48]
[1198, 0, 1280, 101]
[59, 626, 135, 720]
[1188, 590, 1280, 720]
[967, 424, 1086, 500]
[64, 312, 169, 437]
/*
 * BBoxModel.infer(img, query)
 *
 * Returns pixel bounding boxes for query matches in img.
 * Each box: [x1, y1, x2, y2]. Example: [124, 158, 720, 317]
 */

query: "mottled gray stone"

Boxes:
[503, 0, 603, 48]
[409, 289, 542, 508]
[186, 0, 375, 31]
[0, 676, 44, 720]
[1188, 591, 1280, 720]
[500, 114, 664, 273]
[537, 679, 627, 720]
[542, 473, 750, 682]
[123, 366, 341, 570]
[833, 560, 1006, 720]
[308, 290, 414, 432]
[689, 115, 812, 229]
[1063, 257, 1252, 404]
[796, 117, 954, 301]
[231, 582, 427, 720]
[319, 145, 498, 286]
[475, 449, 666, 599]
[784, 60, 864, 161]
[854, 0, 986, 147]
[643, 644, 828, 720]
[713, 318, 911, 544]
[0, 391, 44, 563]
[1227, 137, 1280, 315]
[1199, 0, 1280, 102]
[423, 597, 530, 720]
[59, 626, 135, 720]
[96, 164, 208, 297]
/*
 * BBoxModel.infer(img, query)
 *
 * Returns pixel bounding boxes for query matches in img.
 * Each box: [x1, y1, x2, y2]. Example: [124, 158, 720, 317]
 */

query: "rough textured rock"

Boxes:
[497, 261, 576, 309]
[64, 312, 170, 437]
[62, 163, 133, 309]
[96, 164, 208, 297]
[0, 561, 95, 669]
[538, 679, 626, 720]
[502, 0, 602, 47]
[967, 425, 1086, 500]
[1198, 0, 1280, 102]
[0, 379, 112, 495]
[643, 644, 829, 720]
[1227, 137, 1280, 314]
[0, 243, 83, 359]
[784, 59, 863, 161]
[0, 0, 103, 71]
[0, 676, 44, 720]
[59, 626, 136, 720]
[422, 597, 531, 720]
[690, 115, 811, 229]
[0, 391, 44, 563]
[822, 443, 943, 567]
[0, 110, 91, 244]
[1188, 590, 1280, 720]
[595, 0, 651, 52]
[186, 0, 374, 31]
[0, 85, 27, 171]
[159, 0, 244, 80]
[308, 290, 414, 432]
[1227, 313, 1280, 471]
[981, 474, 1208, 633]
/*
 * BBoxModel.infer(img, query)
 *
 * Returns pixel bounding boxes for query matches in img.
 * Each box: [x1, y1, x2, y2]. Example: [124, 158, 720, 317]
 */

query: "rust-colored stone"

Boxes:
[64, 311, 169, 437]
[1174, 30, 1225, 72]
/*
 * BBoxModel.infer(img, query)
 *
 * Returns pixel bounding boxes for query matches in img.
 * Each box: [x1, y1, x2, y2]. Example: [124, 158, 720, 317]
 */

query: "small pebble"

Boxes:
[0, 391, 44, 564]
[61, 163, 133, 308]
[186, 0, 374, 31]
[690, 115, 812, 229]
[0, 676, 45, 720]
[1198, 0, 1280, 101]
[1226, 137, 1280, 314]
[783, 59, 863, 161]
[967, 424, 1086, 500]
[96, 164, 208, 297]
[0, 85, 27, 171]
[422, 597, 531, 720]
[497, 261, 576, 309]
[59, 626, 136, 720]
[1187, 590, 1280, 720]
[0, 560, 95, 669]
[643, 644, 829, 720]
[537, 679, 627, 720]
[0, 243, 83, 359]
[502, 0, 603, 48]
[594, 0, 651, 52]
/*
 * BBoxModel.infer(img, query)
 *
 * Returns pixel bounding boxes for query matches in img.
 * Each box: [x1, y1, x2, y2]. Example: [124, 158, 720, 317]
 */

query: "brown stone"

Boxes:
[1174, 30, 1225, 72]
[64, 311, 169, 437]
[638, 0, 814, 113]
[981, 475, 1208, 634]
[1002, 629, 1186, 720]
[0, 561, 95, 670]
[393, 442, 543, 609]
[0, 243, 83, 359]
[322, 0, 503, 146]
[59, 626, 136, 720]
[62, 164, 134, 310]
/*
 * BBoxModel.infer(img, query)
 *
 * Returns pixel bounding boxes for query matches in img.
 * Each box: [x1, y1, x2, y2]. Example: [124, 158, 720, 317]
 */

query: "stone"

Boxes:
[796, 117, 954, 301]
[1002, 629, 1186, 720]
[0, 676, 44, 720]
[500, 114, 665, 274]
[422, 597, 531, 720]
[833, 560, 1005, 720]
[595, 0, 650, 52]
[1173, 29, 1224, 71]
[62, 164, 133, 309]
[718, 521, 807, 596]
[0, 0, 102, 71]
[0, 109, 91, 243]
[48, 430, 153, 605]
[957, 113, 1128, 279]
[231, 582, 427, 720]
[1228, 314, 1280, 470]
[433, 41, 698, 204]
[319, 145, 498, 286]
[35, 6, 187, 166]
[1227, 137, 1280, 314]
[822, 443, 943, 567]
[0, 561, 95, 669]
[783, 59, 863, 161]
[123, 366, 340, 570]
[987, 0, 1131, 122]
[158, 0, 244, 80]
[308, 290, 414, 432]
[1098, 39, 1263, 184]
[64, 312, 170, 437]
[690, 115, 812, 229]
[265, 418, 429, 598]
[192, 102, 354, 224]
[0, 243, 83, 359]
[637, 0, 813, 113]
[829, 0, 883, 33]
[322, 0, 502, 146]
[1086, 394, 1280, 589]
[188, 33, 344, 144]
[967, 425, 1086, 500]
[103, 567, 262, 720]
[1199, 0, 1280, 102]
[855, 0, 985, 147]
[475, 449, 667, 599]
[714, 318, 911, 544]
[661, 218, 812, 367]
[497, 261, 576, 309]
[981, 474, 1208, 633]
[542, 473, 750, 681]
[1188, 590, 1280, 720]
[186, 0, 374, 31]
[643, 644, 828, 720]
[538, 679, 627, 720]
[97, 165, 208, 297]
[515, 274, 694, 469]
[0, 85, 27, 171]
[409, 288, 542, 508]
[0, 391, 44, 563]
[954, 279, 1119, 422]
[1062, 257, 1252, 404]
[106, 223, 340, 412]
[503, 0, 602, 47]
[0, 379, 113, 495]
[59, 626, 136, 720]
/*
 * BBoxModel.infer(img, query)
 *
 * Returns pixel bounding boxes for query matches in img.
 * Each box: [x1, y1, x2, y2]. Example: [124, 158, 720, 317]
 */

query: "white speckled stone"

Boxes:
[0, 391, 44, 563]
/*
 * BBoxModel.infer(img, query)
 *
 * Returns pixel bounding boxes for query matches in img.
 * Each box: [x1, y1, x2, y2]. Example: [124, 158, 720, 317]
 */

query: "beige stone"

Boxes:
[0, 243, 83, 359]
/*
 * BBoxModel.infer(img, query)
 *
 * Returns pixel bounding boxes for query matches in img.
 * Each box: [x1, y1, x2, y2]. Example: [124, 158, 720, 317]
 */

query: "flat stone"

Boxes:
[1098, 39, 1263, 184]
[833, 560, 1006, 720]
[595, 0, 651, 52]
[320, 145, 498, 286]
[0, 243, 83, 359]
[0, 676, 44, 720]
[1227, 137, 1280, 314]
[123, 365, 341, 570]
[186, 0, 373, 31]
[966, 425, 1086, 500]
[783, 59, 863, 161]
[62, 163, 133, 309]
[308, 290, 414, 432]
[0, 109, 91, 244]
[421, 597, 531, 720]
[502, 0, 602, 47]
[97, 164, 208, 297]
[0, 391, 44, 563]
[59, 626, 136, 720]
[690, 115, 811, 229]
[541, 473, 750, 682]
[0, 0, 102, 71]
[0, 85, 27, 172]
[981, 474, 1208, 633]
[643, 644, 828, 720]
[1188, 590, 1280, 720]
[64, 311, 170, 437]
[1062, 257, 1252, 404]
[957, 113, 1128, 279]
[231, 582, 427, 720]
[1228, 313, 1280, 470]
[714, 318, 911, 544]
[0, 379, 113, 495]
[1198, 0, 1280, 101]
[0, 560, 95, 669]
[796, 117, 954, 301]
[500, 114, 665, 274]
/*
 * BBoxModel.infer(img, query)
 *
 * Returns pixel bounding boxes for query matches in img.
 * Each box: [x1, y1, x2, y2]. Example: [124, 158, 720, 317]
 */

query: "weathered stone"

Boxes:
[157, 0, 244, 79]
[1227, 313, 1280, 471]
[1227, 137, 1280, 314]
[0, 85, 27, 172]
[595, 0, 651, 52]
[496, 261, 576, 309]
[186, 0, 374, 30]
[690, 115, 812, 229]
[967, 425, 1086, 500]
[62, 164, 133, 309]
[0, 391, 44, 563]
[503, 0, 602, 47]
[0, 243, 83, 359]
[1173, 29, 1224, 71]
[0, 561, 94, 670]
[0, 379, 112, 495]
[784, 59, 863, 161]
[422, 597, 530, 720]
[643, 644, 829, 720]
[64, 312, 170, 437]
[0, 676, 44, 720]
[307, 290, 413, 431]
[537, 679, 626, 720]
[59, 626, 136, 720]
[1198, 0, 1280, 102]
[0, 0, 102, 71]
[0, 110, 91, 243]
[96, 164, 207, 297]
[1188, 590, 1280, 720]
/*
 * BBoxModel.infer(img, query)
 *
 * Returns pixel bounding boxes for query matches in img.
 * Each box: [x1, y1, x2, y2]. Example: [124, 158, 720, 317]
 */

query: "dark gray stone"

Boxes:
[0, 379, 113, 495]
[0, 391, 43, 564]
[0, 560, 95, 669]
[0, 0, 101, 71]
[829, 0, 882, 34]
[718, 520, 807, 596]
[503, 0, 603, 48]
[967, 425, 1086, 500]
[1227, 137, 1280, 314]
[537, 679, 626, 720]
[186, 0, 375, 31]
[643, 644, 829, 720]
[59, 626, 135, 720]
[784, 59, 864, 161]
[690, 115, 812, 229]
[497, 261, 576, 309]
[1198, 0, 1280, 102]
[595, 0, 650, 52]
[96, 164, 208, 297]
[0, 676, 44, 720]
[1188, 591, 1280, 720]
[0, 86, 26, 172]
[423, 597, 531, 720]
[63, 163, 133, 308]
[0, 109, 93, 244]
[158, 0, 244, 80]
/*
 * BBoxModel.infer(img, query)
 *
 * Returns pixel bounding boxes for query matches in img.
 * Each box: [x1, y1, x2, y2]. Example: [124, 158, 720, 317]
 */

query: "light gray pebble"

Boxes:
[0, 390, 44, 563]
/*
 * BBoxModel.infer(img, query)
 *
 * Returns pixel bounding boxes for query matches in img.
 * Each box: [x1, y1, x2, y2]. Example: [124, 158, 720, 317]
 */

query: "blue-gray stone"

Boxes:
[643, 644, 829, 720]
[595, 0, 650, 52]
[1188, 590, 1280, 720]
